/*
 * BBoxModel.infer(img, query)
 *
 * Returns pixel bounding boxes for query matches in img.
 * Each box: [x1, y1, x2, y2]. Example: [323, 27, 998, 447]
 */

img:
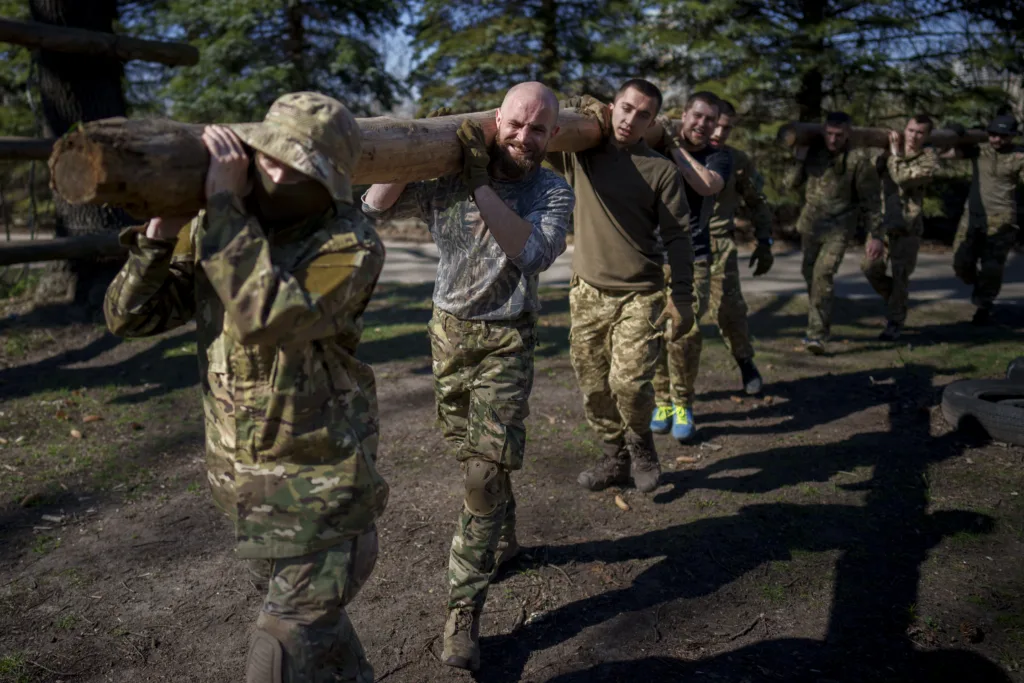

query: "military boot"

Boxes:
[626, 431, 662, 493]
[442, 606, 481, 671]
[738, 358, 763, 395]
[577, 442, 630, 491]
[494, 532, 521, 570]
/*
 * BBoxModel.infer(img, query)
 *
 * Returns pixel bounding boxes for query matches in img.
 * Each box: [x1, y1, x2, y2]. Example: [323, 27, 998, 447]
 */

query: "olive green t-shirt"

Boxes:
[549, 139, 694, 308]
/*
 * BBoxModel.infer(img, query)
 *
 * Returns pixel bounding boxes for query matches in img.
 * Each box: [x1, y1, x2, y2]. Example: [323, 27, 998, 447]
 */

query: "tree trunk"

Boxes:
[537, 0, 561, 90]
[777, 122, 989, 149]
[48, 107, 669, 219]
[795, 0, 826, 122]
[29, 0, 132, 314]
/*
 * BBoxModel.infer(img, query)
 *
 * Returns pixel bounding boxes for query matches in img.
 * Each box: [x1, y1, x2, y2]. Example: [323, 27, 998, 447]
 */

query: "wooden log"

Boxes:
[776, 121, 988, 149]
[0, 233, 124, 267]
[49, 111, 670, 219]
[0, 18, 199, 66]
[0, 136, 56, 161]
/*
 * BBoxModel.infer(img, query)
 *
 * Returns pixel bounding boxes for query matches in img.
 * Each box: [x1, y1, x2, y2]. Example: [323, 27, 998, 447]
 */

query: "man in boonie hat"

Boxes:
[949, 113, 1024, 324]
[103, 91, 388, 682]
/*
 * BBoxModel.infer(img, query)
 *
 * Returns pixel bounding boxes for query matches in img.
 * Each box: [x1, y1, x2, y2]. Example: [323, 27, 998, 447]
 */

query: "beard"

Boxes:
[490, 137, 543, 180]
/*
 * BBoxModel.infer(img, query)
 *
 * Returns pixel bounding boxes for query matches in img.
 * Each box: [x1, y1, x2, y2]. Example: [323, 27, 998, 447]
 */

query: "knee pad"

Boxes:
[246, 628, 283, 683]
[463, 458, 509, 516]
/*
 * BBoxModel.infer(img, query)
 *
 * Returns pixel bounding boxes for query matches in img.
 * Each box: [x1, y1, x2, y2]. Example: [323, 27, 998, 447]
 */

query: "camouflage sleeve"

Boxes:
[783, 160, 807, 191]
[736, 156, 774, 242]
[657, 168, 695, 310]
[360, 180, 437, 223]
[887, 148, 939, 190]
[856, 154, 884, 239]
[197, 193, 384, 347]
[509, 175, 574, 276]
[103, 223, 198, 338]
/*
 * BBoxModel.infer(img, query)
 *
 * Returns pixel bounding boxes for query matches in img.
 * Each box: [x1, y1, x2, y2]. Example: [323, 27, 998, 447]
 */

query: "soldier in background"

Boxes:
[787, 111, 882, 354]
[363, 82, 574, 672]
[650, 91, 731, 443]
[949, 115, 1024, 325]
[862, 114, 939, 340]
[104, 93, 388, 682]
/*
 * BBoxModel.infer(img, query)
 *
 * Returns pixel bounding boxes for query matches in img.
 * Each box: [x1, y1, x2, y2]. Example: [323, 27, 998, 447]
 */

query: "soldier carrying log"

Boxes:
[103, 92, 389, 683]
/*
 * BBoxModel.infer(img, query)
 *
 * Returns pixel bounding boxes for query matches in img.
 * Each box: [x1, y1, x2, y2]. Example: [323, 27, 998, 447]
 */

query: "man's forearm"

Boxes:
[670, 147, 724, 196]
[364, 183, 408, 212]
[472, 185, 533, 257]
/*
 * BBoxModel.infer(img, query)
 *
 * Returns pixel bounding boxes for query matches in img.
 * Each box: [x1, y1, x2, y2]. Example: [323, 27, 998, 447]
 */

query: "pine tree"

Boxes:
[146, 0, 405, 122]
[409, 0, 653, 114]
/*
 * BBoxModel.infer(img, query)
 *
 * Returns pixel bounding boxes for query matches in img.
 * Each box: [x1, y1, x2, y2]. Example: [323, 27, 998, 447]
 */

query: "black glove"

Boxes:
[946, 122, 967, 138]
[748, 241, 774, 276]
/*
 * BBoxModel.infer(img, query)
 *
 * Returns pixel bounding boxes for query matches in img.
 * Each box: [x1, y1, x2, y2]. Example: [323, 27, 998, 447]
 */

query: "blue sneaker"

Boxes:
[671, 405, 696, 442]
[650, 405, 673, 434]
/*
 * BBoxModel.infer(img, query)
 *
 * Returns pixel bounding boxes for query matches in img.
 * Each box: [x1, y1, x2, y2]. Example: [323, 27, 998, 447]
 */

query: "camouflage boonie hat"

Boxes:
[231, 92, 361, 202]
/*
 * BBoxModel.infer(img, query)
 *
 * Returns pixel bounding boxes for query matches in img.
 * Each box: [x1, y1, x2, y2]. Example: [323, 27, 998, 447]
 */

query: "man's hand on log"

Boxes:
[888, 130, 902, 158]
[202, 125, 251, 199]
[656, 115, 684, 151]
[456, 119, 491, 192]
[566, 95, 610, 138]
[865, 237, 885, 261]
[425, 106, 452, 118]
[145, 216, 192, 241]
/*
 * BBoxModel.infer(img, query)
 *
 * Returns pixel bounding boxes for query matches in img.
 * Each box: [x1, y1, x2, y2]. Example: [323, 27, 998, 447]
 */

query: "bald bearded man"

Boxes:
[363, 82, 575, 672]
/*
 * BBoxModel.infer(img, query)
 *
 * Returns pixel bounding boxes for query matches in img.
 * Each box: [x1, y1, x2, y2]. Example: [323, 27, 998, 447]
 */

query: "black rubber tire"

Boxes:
[1007, 357, 1024, 383]
[942, 380, 1024, 446]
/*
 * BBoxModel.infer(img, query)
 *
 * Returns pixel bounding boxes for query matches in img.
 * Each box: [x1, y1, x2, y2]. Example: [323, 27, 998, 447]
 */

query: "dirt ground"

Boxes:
[0, 285, 1023, 683]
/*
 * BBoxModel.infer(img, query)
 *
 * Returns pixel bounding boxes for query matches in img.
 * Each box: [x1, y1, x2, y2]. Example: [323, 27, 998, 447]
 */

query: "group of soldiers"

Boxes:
[100, 77, 1020, 681]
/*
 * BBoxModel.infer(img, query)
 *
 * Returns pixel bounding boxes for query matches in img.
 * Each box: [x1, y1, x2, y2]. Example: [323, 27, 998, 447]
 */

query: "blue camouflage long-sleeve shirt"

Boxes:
[363, 169, 574, 321]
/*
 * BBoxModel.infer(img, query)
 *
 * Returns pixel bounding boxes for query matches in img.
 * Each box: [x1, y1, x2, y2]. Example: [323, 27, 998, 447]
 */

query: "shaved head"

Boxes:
[501, 81, 560, 127]
[492, 81, 561, 180]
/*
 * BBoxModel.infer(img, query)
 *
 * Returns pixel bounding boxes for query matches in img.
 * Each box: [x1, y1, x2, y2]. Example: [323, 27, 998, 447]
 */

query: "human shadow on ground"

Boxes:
[477, 363, 1009, 682]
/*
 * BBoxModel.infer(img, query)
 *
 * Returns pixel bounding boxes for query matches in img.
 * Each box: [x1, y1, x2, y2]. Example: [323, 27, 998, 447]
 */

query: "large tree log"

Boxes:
[776, 121, 988, 149]
[49, 111, 668, 219]
[0, 18, 199, 66]
[0, 136, 56, 161]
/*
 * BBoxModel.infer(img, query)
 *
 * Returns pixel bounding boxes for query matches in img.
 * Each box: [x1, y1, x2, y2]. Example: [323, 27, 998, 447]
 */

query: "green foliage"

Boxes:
[409, 0, 655, 114]
[125, 0, 405, 122]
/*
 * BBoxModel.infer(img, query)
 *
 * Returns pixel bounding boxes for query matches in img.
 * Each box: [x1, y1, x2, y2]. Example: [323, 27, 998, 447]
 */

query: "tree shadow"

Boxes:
[476, 363, 1009, 682]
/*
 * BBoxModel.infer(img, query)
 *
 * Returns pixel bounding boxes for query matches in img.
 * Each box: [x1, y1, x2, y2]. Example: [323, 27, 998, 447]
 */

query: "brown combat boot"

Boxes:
[442, 606, 481, 671]
[626, 431, 662, 493]
[494, 532, 521, 570]
[577, 442, 630, 491]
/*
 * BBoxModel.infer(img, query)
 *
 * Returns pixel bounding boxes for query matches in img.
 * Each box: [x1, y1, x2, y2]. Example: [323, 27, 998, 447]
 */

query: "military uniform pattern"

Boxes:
[861, 148, 938, 324]
[362, 170, 573, 321]
[250, 528, 379, 682]
[953, 144, 1024, 308]
[105, 196, 389, 560]
[569, 275, 665, 445]
[654, 260, 711, 408]
[428, 301, 536, 613]
[707, 146, 770, 360]
[788, 145, 881, 339]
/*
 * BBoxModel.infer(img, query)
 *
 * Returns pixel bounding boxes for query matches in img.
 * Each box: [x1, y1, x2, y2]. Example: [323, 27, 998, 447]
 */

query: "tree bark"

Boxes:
[776, 122, 988, 149]
[0, 18, 198, 66]
[30, 0, 133, 313]
[49, 108, 669, 219]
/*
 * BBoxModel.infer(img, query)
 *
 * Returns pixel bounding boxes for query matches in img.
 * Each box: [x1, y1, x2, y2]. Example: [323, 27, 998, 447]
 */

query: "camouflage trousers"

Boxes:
[653, 260, 711, 409]
[860, 231, 920, 325]
[708, 234, 756, 362]
[247, 528, 379, 683]
[569, 274, 664, 446]
[953, 217, 1019, 309]
[801, 228, 850, 339]
[427, 307, 535, 612]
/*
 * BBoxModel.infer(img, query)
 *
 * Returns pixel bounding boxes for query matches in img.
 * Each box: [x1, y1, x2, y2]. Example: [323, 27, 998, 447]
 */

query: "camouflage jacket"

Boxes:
[104, 193, 389, 559]
[362, 170, 573, 321]
[786, 145, 882, 238]
[881, 147, 939, 236]
[709, 146, 773, 241]
[963, 144, 1024, 230]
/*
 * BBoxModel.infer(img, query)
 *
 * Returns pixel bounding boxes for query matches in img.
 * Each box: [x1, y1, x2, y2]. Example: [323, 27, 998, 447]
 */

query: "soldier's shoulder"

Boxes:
[533, 167, 573, 196]
[725, 145, 751, 164]
[320, 206, 383, 255]
[849, 147, 876, 163]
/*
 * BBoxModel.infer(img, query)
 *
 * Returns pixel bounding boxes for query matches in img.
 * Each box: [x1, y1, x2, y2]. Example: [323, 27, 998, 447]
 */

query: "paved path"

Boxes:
[381, 242, 1024, 303]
